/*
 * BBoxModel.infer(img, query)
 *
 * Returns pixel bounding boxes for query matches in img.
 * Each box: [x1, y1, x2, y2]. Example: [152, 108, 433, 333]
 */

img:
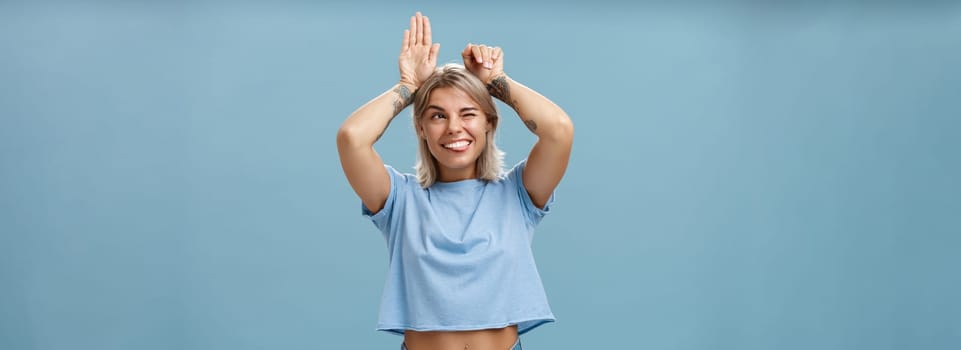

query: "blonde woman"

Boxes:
[337, 12, 573, 350]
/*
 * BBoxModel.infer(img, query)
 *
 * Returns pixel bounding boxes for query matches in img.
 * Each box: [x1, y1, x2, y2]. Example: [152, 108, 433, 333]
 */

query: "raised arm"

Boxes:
[337, 12, 439, 213]
[462, 44, 574, 209]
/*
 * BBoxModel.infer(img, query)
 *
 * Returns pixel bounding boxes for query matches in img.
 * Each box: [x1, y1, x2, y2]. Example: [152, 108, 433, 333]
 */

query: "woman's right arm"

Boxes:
[337, 12, 439, 214]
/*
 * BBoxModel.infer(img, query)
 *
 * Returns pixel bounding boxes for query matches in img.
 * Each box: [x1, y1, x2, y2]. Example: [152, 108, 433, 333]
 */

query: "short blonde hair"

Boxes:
[412, 64, 505, 188]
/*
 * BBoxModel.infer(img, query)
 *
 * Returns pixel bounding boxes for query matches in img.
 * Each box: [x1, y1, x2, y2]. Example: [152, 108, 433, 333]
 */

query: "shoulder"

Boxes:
[504, 159, 529, 182]
[486, 159, 528, 194]
[384, 164, 418, 187]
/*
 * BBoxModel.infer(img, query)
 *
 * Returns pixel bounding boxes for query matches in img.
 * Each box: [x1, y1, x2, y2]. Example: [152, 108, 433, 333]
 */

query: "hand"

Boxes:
[461, 43, 504, 85]
[398, 12, 440, 90]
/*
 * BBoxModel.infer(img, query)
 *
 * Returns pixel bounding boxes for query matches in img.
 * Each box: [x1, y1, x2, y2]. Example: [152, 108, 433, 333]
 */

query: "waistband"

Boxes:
[401, 337, 521, 350]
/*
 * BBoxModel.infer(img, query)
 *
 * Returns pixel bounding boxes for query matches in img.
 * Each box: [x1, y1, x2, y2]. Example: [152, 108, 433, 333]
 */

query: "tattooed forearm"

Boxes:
[524, 119, 538, 132]
[392, 84, 414, 115]
[486, 75, 517, 108]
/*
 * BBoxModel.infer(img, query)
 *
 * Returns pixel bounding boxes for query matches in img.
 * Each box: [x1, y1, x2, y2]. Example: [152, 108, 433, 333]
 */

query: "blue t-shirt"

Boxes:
[362, 160, 556, 335]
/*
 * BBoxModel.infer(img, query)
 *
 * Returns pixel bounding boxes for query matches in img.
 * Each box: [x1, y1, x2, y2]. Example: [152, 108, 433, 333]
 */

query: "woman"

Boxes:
[337, 12, 573, 350]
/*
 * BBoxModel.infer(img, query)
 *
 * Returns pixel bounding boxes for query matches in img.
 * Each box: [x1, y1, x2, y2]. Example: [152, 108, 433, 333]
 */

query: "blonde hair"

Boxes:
[412, 64, 505, 187]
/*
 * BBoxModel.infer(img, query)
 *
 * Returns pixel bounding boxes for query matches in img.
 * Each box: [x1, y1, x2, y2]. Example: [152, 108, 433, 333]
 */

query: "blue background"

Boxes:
[2, 1, 959, 349]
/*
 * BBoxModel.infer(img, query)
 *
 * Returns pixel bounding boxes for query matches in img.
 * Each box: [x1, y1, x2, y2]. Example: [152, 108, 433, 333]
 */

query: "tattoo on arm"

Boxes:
[486, 75, 517, 109]
[379, 85, 414, 142]
[524, 119, 538, 132]
[488, 76, 535, 133]
[392, 84, 414, 116]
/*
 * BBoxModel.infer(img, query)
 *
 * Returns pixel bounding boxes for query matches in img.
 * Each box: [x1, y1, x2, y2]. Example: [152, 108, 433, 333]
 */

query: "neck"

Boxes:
[437, 165, 478, 182]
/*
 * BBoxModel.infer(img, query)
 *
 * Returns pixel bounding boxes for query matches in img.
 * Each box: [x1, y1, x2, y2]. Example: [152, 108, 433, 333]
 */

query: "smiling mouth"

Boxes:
[442, 140, 472, 151]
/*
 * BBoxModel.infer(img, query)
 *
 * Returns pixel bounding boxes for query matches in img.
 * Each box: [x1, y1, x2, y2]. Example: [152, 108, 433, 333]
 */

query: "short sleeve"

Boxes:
[361, 165, 408, 234]
[508, 159, 554, 226]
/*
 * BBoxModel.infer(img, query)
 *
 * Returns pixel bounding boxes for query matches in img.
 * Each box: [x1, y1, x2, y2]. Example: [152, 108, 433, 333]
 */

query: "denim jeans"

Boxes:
[401, 338, 522, 350]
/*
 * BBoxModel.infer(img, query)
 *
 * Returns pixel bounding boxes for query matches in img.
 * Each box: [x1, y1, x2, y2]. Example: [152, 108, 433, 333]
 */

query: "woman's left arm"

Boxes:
[463, 44, 574, 209]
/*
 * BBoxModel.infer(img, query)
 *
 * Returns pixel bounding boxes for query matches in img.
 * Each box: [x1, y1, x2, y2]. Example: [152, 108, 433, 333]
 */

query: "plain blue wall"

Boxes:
[2, 1, 959, 349]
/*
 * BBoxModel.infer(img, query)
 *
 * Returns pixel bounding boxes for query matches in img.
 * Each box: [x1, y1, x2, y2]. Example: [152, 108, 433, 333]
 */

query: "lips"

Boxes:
[442, 140, 472, 151]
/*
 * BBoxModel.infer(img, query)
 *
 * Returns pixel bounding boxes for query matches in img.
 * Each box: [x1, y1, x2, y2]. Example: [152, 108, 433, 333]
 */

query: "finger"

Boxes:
[492, 46, 502, 61]
[471, 44, 484, 64]
[461, 43, 474, 64]
[415, 12, 423, 45]
[482, 46, 493, 69]
[423, 15, 432, 46]
[401, 29, 410, 51]
[409, 15, 416, 46]
[429, 43, 440, 64]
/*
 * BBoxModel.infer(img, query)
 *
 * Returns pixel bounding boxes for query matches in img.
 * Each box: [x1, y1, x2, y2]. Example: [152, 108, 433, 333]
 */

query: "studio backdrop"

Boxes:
[2, 1, 959, 349]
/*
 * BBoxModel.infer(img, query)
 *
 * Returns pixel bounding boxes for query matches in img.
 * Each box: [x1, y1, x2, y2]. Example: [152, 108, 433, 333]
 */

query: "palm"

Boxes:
[399, 13, 439, 89]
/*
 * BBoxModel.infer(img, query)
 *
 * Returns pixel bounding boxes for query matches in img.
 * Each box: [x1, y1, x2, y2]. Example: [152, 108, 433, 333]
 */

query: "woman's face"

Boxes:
[417, 87, 491, 182]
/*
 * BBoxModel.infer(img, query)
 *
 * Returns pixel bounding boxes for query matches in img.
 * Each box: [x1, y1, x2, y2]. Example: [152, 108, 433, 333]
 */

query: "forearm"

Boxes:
[488, 76, 573, 140]
[337, 83, 415, 148]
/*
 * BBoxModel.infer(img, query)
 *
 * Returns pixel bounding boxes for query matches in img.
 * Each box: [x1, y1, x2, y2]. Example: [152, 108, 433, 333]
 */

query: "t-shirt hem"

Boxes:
[376, 315, 556, 336]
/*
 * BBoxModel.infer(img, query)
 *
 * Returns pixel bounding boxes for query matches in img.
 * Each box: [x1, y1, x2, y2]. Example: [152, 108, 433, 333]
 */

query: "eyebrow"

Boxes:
[425, 105, 479, 113]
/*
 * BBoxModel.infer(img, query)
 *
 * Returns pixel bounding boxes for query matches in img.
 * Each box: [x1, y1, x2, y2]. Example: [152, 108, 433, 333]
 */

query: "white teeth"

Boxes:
[443, 140, 470, 149]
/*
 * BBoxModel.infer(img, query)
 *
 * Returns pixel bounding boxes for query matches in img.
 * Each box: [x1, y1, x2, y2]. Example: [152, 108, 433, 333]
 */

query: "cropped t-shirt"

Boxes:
[361, 160, 556, 335]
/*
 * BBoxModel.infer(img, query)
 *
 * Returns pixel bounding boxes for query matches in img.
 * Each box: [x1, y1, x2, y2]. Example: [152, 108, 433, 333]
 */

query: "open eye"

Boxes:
[429, 113, 447, 120]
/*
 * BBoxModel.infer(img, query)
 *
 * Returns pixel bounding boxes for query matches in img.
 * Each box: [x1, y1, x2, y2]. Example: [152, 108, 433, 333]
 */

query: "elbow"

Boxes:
[541, 113, 574, 143]
[336, 123, 371, 150]
[559, 114, 574, 139]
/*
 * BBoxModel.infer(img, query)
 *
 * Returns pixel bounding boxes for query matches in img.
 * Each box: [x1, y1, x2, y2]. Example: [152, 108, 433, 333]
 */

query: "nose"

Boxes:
[446, 116, 464, 134]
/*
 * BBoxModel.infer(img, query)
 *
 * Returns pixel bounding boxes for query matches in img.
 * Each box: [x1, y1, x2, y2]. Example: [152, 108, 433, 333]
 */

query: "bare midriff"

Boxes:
[404, 325, 518, 350]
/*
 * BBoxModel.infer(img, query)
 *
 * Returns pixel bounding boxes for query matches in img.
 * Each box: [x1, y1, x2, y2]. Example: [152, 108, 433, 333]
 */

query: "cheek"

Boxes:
[422, 125, 441, 141]
[473, 122, 491, 139]
[472, 125, 489, 148]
